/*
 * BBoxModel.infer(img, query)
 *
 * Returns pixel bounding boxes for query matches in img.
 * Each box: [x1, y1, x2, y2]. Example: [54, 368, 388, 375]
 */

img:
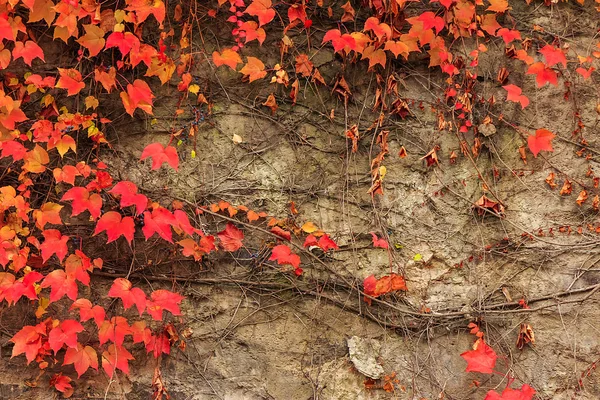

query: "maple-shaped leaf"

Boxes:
[146, 289, 184, 320]
[48, 319, 84, 353]
[70, 298, 105, 326]
[384, 40, 410, 59]
[121, 79, 154, 116]
[63, 344, 98, 378]
[77, 24, 106, 57]
[109, 181, 148, 215]
[318, 234, 339, 251]
[61, 187, 103, 219]
[240, 57, 267, 83]
[212, 48, 242, 70]
[64, 252, 93, 286]
[1, 140, 27, 161]
[98, 316, 131, 346]
[527, 128, 556, 157]
[10, 322, 47, 364]
[484, 384, 536, 400]
[105, 31, 140, 56]
[146, 333, 171, 358]
[49, 374, 73, 397]
[496, 28, 521, 44]
[480, 13, 501, 36]
[364, 16, 392, 40]
[245, 0, 275, 26]
[361, 46, 387, 70]
[33, 202, 63, 229]
[415, 12, 445, 34]
[102, 344, 134, 378]
[539, 44, 567, 68]
[370, 232, 389, 249]
[173, 209, 197, 236]
[142, 207, 177, 242]
[576, 66, 595, 79]
[53, 165, 80, 185]
[94, 66, 117, 93]
[130, 321, 152, 345]
[41, 269, 78, 302]
[322, 29, 356, 53]
[108, 278, 147, 315]
[93, 211, 135, 244]
[217, 223, 244, 251]
[56, 68, 85, 96]
[363, 273, 407, 299]
[12, 40, 44, 66]
[526, 62, 558, 87]
[487, 0, 510, 13]
[140, 143, 179, 171]
[460, 339, 498, 374]
[269, 244, 301, 268]
[40, 229, 69, 263]
[503, 84, 529, 109]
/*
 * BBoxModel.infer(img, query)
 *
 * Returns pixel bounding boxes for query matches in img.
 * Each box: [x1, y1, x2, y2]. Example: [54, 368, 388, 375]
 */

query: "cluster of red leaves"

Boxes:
[362, 273, 407, 305]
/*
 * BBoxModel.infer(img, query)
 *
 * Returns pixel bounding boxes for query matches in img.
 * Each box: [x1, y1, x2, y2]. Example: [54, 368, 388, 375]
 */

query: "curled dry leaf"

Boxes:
[473, 195, 505, 216]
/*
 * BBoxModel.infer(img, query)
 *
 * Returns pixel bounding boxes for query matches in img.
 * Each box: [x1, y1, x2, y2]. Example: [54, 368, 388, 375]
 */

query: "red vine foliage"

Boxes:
[0, 0, 595, 396]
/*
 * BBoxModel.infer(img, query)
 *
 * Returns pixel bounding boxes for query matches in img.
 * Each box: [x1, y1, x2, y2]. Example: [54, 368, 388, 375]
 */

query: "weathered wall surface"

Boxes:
[2, 1, 600, 399]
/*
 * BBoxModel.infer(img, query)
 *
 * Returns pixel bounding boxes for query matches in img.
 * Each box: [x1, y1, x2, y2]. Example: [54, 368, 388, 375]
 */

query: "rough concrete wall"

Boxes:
[2, 1, 600, 400]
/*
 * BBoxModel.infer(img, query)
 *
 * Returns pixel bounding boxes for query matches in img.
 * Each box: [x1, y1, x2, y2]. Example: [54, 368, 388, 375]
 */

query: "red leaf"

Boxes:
[318, 234, 339, 251]
[108, 278, 147, 315]
[576, 66, 594, 79]
[484, 384, 536, 400]
[270, 226, 291, 241]
[496, 28, 521, 45]
[370, 232, 389, 249]
[41, 269, 78, 302]
[61, 187, 103, 219]
[140, 143, 179, 171]
[363, 273, 407, 299]
[142, 207, 177, 242]
[48, 319, 83, 353]
[269, 244, 301, 269]
[527, 128, 556, 157]
[105, 31, 140, 56]
[102, 344, 134, 378]
[56, 68, 85, 96]
[526, 62, 558, 87]
[303, 234, 319, 248]
[40, 229, 69, 263]
[12, 40, 44, 66]
[502, 84, 529, 109]
[109, 181, 148, 215]
[70, 299, 105, 326]
[94, 212, 135, 244]
[146, 289, 184, 320]
[49, 374, 73, 397]
[217, 223, 244, 251]
[415, 12, 444, 34]
[98, 316, 131, 346]
[146, 333, 171, 358]
[539, 44, 567, 68]
[460, 339, 498, 374]
[322, 29, 356, 53]
[10, 322, 47, 364]
[63, 344, 98, 378]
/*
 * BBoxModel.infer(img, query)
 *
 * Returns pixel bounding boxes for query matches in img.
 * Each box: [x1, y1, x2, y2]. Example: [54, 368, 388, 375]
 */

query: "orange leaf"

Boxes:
[240, 57, 267, 82]
[212, 48, 242, 70]
[12, 40, 44, 66]
[487, 0, 510, 13]
[56, 68, 85, 96]
[77, 24, 106, 57]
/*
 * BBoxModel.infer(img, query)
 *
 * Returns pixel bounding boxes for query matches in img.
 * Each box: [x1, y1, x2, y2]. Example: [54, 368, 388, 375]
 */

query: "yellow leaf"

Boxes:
[85, 96, 99, 110]
[413, 253, 422, 261]
[301, 221, 318, 233]
[188, 84, 200, 94]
